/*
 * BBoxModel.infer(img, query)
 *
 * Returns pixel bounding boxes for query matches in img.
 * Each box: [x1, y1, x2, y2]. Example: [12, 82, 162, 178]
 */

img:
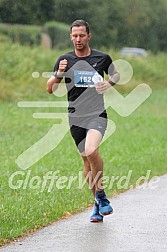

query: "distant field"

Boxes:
[0, 41, 167, 246]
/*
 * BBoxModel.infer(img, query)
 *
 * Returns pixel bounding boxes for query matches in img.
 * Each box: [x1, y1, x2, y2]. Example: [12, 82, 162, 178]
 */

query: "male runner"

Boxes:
[47, 20, 119, 222]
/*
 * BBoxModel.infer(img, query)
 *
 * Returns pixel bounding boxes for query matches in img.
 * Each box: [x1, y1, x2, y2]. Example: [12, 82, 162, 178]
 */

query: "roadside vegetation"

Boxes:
[0, 39, 167, 246]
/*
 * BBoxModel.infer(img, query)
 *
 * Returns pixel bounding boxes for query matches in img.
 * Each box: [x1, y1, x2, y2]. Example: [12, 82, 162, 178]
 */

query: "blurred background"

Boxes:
[0, 0, 167, 52]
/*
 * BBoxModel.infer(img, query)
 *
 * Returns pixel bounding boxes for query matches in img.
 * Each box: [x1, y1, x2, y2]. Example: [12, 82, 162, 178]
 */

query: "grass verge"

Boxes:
[0, 42, 167, 246]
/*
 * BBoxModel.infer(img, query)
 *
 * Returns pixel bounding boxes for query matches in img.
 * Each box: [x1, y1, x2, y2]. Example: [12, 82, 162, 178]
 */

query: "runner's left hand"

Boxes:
[95, 81, 111, 94]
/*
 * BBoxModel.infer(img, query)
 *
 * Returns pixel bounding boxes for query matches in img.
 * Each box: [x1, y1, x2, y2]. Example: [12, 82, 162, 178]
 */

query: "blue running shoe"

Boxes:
[95, 190, 113, 216]
[90, 202, 103, 222]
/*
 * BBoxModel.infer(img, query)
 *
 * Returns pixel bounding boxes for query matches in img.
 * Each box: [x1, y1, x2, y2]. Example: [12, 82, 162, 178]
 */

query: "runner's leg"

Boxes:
[81, 155, 95, 197]
[83, 129, 104, 191]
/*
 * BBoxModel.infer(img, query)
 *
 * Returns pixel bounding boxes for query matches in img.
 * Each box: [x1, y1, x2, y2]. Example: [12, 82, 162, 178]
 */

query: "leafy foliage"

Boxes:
[0, 0, 167, 52]
[0, 23, 41, 46]
[43, 21, 71, 49]
[0, 0, 55, 24]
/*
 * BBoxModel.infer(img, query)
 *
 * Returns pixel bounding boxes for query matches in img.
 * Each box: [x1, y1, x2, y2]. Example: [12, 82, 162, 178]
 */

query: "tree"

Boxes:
[0, 0, 167, 52]
[0, 0, 55, 24]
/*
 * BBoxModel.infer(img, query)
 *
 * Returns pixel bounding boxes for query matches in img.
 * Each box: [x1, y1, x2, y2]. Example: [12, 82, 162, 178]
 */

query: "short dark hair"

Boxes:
[70, 20, 90, 34]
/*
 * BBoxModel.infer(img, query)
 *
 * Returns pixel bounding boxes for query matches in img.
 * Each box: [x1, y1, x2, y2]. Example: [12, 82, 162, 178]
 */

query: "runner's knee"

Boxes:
[86, 148, 98, 160]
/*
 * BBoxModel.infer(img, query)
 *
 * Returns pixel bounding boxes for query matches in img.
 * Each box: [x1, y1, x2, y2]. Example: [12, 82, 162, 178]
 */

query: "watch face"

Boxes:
[53, 71, 63, 78]
[53, 71, 58, 77]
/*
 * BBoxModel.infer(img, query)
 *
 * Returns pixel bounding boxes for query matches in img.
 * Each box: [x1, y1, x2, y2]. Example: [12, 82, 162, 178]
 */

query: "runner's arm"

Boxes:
[47, 59, 68, 94]
[108, 65, 120, 86]
[47, 75, 62, 94]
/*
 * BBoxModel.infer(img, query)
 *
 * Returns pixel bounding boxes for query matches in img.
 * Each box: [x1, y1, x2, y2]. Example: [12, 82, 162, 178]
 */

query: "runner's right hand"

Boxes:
[58, 59, 68, 73]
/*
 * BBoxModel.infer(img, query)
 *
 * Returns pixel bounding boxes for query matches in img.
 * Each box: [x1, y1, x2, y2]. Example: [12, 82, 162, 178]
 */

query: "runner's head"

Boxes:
[70, 20, 91, 51]
[70, 20, 90, 34]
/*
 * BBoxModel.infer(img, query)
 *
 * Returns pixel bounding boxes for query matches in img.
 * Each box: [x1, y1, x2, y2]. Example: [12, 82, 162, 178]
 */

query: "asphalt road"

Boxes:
[1, 174, 167, 252]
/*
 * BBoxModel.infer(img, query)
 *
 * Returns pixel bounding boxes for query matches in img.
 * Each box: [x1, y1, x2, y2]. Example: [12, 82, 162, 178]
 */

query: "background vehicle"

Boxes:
[120, 47, 148, 58]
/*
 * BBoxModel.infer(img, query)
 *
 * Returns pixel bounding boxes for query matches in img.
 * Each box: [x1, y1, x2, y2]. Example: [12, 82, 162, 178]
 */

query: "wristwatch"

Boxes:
[53, 71, 64, 79]
[108, 78, 115, 86]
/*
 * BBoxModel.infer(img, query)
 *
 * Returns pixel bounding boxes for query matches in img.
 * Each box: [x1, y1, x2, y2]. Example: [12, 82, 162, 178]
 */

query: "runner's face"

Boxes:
[70, 26, 91, 51]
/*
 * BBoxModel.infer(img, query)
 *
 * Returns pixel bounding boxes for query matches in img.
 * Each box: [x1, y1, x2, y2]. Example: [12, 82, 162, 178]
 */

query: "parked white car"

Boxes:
[120, 47, 148, 58]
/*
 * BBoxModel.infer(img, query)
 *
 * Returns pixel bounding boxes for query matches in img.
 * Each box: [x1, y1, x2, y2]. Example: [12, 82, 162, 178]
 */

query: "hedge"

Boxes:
[0, 23, 41, 46]
[43, 21, 71, 49]
[0, 21, 71, 49]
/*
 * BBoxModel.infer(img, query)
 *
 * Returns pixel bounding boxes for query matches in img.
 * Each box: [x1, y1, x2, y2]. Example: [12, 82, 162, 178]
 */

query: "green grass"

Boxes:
[0, 40, 72, 101]
[0, 41, 167, 246]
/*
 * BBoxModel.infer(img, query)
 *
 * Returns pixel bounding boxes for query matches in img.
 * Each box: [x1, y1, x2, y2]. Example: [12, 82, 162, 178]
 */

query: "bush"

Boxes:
[43, 21, 71, 49]
[0, 23, 41, 46]
[0, 22, 72, 49]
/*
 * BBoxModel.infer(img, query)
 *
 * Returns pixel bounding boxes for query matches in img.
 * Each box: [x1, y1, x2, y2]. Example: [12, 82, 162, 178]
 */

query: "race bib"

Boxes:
[74, 70, 103, 87]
